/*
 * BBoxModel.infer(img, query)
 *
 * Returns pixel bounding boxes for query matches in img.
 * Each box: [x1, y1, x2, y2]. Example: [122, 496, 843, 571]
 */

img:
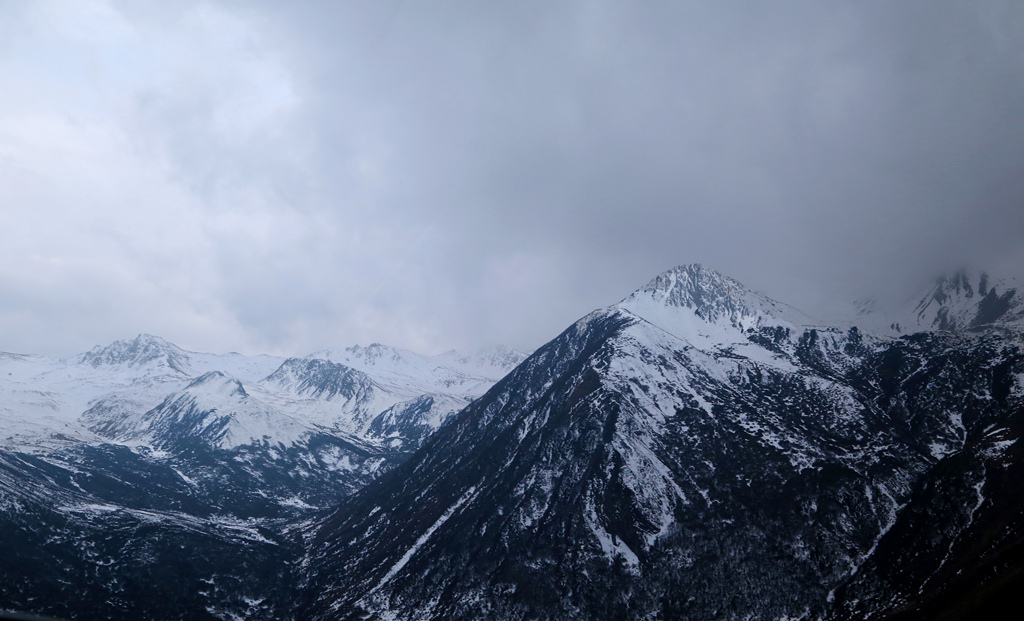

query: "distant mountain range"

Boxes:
[3, 264, 1023, 620]
[0, 336, 526, 619]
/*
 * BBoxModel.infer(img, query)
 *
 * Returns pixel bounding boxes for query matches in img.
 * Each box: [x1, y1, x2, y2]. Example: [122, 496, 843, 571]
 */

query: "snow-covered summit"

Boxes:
[77, 333, 190, 373]
[2, 334, 527, 454]
[912, 270, 1021, 332]
[617, 264, 811, 359]
[261, 358, 377, 402]
[108, 370, 309, 450]
[622, 264, 809, 328]
[276, 344, 528, 441]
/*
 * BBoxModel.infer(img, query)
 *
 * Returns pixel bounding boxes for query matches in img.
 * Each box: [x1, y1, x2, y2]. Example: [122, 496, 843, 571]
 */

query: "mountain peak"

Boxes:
[184, 370, 248, 398]
[839, 269, 1023, 336]
[626, 264, 742, 315]
[304, 260, 1024, 621]
[913, 269, 1021, 331]
[78, 333, 189, 372]
[620, 264, 809, 335]
[262, 357, 374, 403]
[341, 343, 404, 366]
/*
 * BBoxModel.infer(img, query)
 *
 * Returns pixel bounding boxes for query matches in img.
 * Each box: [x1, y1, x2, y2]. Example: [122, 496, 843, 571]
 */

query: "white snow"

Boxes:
[365, 486, 478, 597]
[618, 264, 811, 367]
[0, 335, 526, 454]
[585, 495, 640, 570]
[845, 272, 1024, 336]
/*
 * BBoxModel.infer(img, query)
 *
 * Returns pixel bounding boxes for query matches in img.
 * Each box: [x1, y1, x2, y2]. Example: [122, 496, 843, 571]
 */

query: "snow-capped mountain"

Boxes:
[303, 264, 1024, 621]
[0, 333, 525, 455]
[0, 334, 287, 451]
[100, 371, 310, 450]
[0, 334, 526, 620]
[268, 344, 528, 450]
[619, 263, 814, 363]
[851, 269, 1022, 335]
[308, 343, 526, 401]
[78, 332, 193, 371]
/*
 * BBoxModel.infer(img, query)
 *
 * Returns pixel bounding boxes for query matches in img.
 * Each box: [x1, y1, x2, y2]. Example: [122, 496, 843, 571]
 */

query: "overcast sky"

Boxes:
[2, 0, 1023, 357]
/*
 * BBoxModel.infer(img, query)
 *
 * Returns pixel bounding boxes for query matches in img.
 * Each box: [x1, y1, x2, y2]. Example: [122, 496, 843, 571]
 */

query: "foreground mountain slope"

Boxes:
[829, 332, 1024, 620]
[304, 264, 1024, 621]
[0, 447, 302, 620]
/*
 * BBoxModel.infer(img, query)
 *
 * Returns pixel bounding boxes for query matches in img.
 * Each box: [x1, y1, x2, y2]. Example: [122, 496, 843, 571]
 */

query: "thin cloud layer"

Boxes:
[2, 0, 1023, 356]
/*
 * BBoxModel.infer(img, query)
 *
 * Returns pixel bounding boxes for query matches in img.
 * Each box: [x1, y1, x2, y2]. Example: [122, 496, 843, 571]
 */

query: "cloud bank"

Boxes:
[2, 0, 1023, 356]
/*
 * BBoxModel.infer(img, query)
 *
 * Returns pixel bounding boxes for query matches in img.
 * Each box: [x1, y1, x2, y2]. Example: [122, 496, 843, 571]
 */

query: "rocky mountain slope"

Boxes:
[303, 264, 1024, 621]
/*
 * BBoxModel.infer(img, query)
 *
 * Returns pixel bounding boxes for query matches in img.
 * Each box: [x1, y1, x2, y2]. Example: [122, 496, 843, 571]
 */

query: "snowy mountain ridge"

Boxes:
[0, 334, 526, 454]
[850, 269, 1022, 335]
[621, 263, 811, 329]
[617, 264, 813, 368]
[94, 371, 313, 451]
[0, 333, 532, 618]
[307, 342, 527, 399]
[78, 333, 192, 372]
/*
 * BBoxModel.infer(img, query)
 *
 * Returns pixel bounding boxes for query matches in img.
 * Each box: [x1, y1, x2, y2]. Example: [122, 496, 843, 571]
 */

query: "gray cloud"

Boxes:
[2, 0, 1023, 356]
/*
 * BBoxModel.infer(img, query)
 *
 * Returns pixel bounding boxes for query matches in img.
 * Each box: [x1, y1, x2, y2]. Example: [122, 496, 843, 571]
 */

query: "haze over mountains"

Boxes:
[2, 264, 1023, 620]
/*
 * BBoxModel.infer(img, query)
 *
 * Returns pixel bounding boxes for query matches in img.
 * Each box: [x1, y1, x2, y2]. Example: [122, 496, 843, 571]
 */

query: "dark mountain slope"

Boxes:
[830, 336, 1024, 620]
[0, 448, 303, 620]
[303, 265, 1024, 621]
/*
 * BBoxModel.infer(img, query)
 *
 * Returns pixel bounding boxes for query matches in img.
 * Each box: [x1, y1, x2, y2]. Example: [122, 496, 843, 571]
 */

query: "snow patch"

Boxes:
[365, 486, 479, 597]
